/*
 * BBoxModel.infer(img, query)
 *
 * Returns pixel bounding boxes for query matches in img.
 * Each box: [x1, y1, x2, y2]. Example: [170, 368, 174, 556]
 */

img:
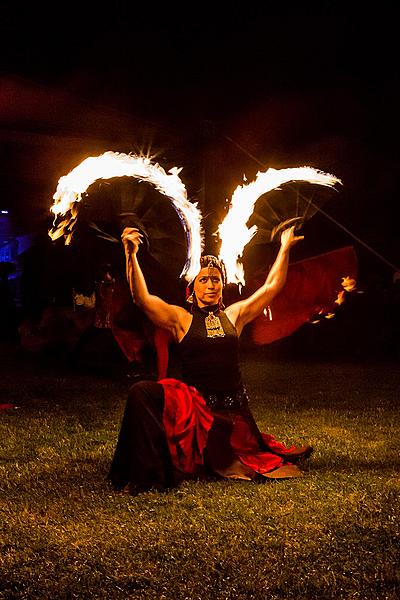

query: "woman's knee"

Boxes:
[127, 380, 164, 410]
[128, 379, 160, 396]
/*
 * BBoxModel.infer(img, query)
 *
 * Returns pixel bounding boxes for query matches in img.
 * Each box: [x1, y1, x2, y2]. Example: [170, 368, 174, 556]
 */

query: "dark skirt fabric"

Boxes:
[107, 380, 176, 493]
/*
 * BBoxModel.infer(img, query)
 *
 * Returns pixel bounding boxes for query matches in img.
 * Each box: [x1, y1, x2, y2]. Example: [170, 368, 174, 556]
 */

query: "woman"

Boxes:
[108, 225, 313, 494]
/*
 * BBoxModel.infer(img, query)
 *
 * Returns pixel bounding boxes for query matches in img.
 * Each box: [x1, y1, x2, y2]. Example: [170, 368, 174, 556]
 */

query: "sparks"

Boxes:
[218, 166, 341, 286]
[48, 151, 204, 282]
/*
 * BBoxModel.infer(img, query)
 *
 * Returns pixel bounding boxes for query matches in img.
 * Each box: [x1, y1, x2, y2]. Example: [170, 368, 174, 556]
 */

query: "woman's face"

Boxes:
[193, 267, 223, 307]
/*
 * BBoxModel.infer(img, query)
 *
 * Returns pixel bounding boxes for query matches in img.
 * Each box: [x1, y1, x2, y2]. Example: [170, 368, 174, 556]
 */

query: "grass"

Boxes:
[1, 342, 399, 599]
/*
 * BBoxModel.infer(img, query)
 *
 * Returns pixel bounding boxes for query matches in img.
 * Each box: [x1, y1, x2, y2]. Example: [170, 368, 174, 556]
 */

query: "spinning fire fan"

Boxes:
[49, 152, 204, 296]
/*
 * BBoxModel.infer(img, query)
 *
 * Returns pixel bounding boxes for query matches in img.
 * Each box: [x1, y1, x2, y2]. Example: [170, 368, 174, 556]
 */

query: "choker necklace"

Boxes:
[203, 307, 225, 338]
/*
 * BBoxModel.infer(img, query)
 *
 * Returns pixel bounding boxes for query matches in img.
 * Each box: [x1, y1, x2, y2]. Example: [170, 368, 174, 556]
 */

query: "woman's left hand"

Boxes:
[280, 225, 304, 249]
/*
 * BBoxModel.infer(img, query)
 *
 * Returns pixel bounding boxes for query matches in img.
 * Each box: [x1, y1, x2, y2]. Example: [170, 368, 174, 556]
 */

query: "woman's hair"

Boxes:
[198, 255, 227, 287]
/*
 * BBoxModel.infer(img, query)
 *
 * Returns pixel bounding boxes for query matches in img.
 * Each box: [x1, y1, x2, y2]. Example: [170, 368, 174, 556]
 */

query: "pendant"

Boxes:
[205, 311, 225, 338]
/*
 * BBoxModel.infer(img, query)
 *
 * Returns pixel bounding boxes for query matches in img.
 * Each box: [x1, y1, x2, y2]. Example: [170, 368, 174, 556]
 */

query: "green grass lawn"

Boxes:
[1, 342, 399, 599]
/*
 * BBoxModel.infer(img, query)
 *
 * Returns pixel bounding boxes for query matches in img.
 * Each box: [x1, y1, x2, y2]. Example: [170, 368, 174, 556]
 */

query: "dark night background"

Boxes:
[1, 10, 399, 358]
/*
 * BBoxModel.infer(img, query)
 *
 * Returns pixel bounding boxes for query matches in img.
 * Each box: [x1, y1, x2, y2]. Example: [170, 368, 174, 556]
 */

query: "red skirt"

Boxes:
[160, 378, 298, 479]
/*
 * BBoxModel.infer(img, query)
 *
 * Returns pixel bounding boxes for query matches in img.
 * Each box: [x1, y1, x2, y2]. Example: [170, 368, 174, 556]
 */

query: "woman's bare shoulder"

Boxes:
[172, 305, 193, 341]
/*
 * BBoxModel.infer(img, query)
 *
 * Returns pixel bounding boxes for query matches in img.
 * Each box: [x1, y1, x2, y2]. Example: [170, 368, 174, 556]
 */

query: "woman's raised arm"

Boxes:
[122, 227, 188, 339]
[226, 225, 304, 335]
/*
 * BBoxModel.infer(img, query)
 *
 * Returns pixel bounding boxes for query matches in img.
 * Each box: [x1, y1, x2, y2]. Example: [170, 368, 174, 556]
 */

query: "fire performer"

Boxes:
[107, 224, 313, 494]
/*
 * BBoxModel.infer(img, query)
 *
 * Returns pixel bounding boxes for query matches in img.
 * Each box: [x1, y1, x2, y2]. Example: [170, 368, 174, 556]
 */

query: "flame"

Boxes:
[310, 273, 357, 323]
[341, 276, 356, 292]
[48, 151, 204, 282]
[217, 166, 341, 285]
[335, 291, 346, 305]
[332, 276, 357, 306]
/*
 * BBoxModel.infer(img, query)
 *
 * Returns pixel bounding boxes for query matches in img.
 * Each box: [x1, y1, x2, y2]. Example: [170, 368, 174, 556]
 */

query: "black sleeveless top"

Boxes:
[176, 304, 243, 399]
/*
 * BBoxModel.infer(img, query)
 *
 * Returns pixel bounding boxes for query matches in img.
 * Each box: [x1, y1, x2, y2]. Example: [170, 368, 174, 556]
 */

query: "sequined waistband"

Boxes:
[204, 386, 249, 410]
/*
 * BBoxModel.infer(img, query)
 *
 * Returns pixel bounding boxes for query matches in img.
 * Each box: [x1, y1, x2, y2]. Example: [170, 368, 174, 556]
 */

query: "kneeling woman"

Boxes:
[108, 226, 313, 494]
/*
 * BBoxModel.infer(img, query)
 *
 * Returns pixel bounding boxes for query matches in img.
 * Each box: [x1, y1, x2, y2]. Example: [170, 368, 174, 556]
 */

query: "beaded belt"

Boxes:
[204, 386, 249, 410]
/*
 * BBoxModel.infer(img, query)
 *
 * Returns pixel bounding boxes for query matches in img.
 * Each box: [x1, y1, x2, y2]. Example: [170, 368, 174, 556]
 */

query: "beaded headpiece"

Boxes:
[198, 255, 227, 288]
[186, 255, 227, 306]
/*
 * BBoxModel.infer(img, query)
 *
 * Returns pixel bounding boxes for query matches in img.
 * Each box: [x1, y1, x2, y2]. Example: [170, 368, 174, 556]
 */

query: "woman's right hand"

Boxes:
[121, 227, 143, 256]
